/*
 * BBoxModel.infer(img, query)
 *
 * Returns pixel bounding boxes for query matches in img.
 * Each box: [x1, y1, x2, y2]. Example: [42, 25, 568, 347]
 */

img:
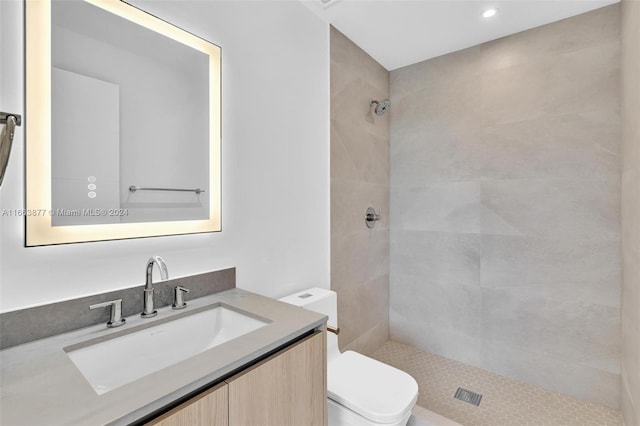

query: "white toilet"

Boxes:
[280, 288, 418, 426]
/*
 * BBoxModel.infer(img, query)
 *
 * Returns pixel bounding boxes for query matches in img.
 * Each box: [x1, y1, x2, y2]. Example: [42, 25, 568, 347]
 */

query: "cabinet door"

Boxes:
[227, 331, 326, 426]
[146, 382, 228, 426]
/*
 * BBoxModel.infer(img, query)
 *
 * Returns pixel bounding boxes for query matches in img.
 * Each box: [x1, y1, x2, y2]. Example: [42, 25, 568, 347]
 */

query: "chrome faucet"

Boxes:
[141, 256, 168, 318]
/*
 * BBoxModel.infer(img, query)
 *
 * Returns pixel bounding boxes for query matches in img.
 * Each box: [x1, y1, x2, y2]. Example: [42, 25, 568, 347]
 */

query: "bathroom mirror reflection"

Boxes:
[25, 0, 221, 246]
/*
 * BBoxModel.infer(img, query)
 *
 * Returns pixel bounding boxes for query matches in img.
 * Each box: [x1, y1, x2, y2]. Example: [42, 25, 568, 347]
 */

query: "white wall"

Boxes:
[0, 0, 330, 312]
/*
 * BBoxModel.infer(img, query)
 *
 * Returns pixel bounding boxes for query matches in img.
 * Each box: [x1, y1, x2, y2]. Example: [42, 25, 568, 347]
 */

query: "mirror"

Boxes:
[25, 0, 221, 246]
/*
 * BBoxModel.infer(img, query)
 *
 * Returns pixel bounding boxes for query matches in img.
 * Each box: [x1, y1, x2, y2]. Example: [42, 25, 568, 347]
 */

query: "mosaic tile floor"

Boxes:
[371, 341, 624, 426]
[410, 404, 463, 426]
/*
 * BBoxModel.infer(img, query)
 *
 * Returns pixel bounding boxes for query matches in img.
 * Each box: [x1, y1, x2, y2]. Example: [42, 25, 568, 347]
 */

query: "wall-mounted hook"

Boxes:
[365, 207, 381, 229]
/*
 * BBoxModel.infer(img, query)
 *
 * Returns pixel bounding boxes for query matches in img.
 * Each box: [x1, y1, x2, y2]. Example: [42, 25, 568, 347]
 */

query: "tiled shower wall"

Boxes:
[390, 5, 621, 408]
[621, 0, 640, 424]
[330, 27, 390, 355]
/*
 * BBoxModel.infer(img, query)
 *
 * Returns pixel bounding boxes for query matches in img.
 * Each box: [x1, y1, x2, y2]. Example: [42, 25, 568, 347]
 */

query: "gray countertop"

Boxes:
[0, 288, 327, 426]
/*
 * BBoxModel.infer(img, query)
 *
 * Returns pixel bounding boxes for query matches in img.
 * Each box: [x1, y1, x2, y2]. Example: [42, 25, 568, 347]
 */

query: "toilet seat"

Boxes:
[328, 351, 419, 424]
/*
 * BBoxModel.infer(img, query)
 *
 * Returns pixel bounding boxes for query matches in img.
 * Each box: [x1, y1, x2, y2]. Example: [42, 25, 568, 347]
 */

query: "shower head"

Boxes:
[370, 99, 391, 116]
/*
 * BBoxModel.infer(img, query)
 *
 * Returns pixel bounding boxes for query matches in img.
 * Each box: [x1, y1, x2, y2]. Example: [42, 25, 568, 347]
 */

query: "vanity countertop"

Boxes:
[0, 288, 326, 426]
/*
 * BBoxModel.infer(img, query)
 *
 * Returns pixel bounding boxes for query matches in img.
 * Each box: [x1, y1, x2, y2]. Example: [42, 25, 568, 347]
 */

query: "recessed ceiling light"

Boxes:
[482, 8, 497, 18]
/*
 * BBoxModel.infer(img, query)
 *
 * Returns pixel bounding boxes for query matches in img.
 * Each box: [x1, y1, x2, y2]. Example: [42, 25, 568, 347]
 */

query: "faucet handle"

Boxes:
[172, 286, 190, 310]
[90, 299, 126, 328]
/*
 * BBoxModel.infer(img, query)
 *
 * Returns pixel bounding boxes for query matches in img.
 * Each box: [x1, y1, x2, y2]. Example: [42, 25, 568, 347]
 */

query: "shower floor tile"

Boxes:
[371, 341, 623, 426]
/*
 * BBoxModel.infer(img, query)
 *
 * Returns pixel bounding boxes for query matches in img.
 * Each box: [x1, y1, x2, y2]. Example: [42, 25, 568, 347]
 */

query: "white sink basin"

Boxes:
[65, 304, 269, 395]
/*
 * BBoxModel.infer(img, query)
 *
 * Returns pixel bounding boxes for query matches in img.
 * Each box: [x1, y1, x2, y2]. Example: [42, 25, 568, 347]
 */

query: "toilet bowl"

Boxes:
[280, 288, 418, 426]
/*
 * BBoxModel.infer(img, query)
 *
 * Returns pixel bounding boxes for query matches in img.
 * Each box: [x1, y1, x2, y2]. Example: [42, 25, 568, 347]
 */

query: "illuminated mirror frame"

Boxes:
[25, 0, 221, 246]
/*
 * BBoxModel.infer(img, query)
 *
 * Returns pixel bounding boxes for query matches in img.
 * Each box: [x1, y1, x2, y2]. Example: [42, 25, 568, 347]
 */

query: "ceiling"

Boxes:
[301, 0, 619, 70]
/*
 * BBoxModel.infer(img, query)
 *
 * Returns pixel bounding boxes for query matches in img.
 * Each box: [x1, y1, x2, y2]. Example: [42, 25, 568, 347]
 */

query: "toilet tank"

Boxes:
[279, 287, 338, 329]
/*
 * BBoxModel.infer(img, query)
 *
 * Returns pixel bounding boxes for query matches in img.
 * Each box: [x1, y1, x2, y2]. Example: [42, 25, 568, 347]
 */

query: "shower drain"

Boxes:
[454, 387, 483, 406]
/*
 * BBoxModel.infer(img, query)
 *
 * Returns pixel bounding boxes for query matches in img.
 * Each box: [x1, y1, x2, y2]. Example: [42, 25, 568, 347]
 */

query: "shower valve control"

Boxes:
[365, 207, 381, 229]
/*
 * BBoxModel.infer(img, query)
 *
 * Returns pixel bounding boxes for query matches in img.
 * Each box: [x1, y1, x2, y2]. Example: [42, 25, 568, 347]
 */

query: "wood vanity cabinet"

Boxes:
[146, 330, 326, 426]
[227, 329, 326, 426]
[147, 382, 228, 426]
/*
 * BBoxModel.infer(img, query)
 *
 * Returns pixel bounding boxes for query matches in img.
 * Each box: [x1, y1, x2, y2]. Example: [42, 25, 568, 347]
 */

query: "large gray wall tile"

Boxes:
[480, 40, 619, 126]
[391, 181, 480, 233]
[481, 285, 620, 373]
[480, 235, 621, 288]
[330, 124, 360, 183]
[392, 45, 482, 102]
[331, 27, 389, 97]
[333, 230, 389, 291]
[390, 4, 621, 408]
[343, 321, 389, 357]
[480, 340, 621, 409]
[620, 0, 640, 423]
[331, 26, 390, 355]
[336, 273, 389, 352]
[481, 110, 620, 180]
[332, 179, 389, 238]
[390, 271, 481, 340]
[390, 120, 484, 185]
[391, 79, 484, 185]
[480, 5, 620, 72]
[390, 308, 482, 367]
[391, 231, 480, 286]
[332, 119, 389, 184]
[481, 177, 620, 241]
